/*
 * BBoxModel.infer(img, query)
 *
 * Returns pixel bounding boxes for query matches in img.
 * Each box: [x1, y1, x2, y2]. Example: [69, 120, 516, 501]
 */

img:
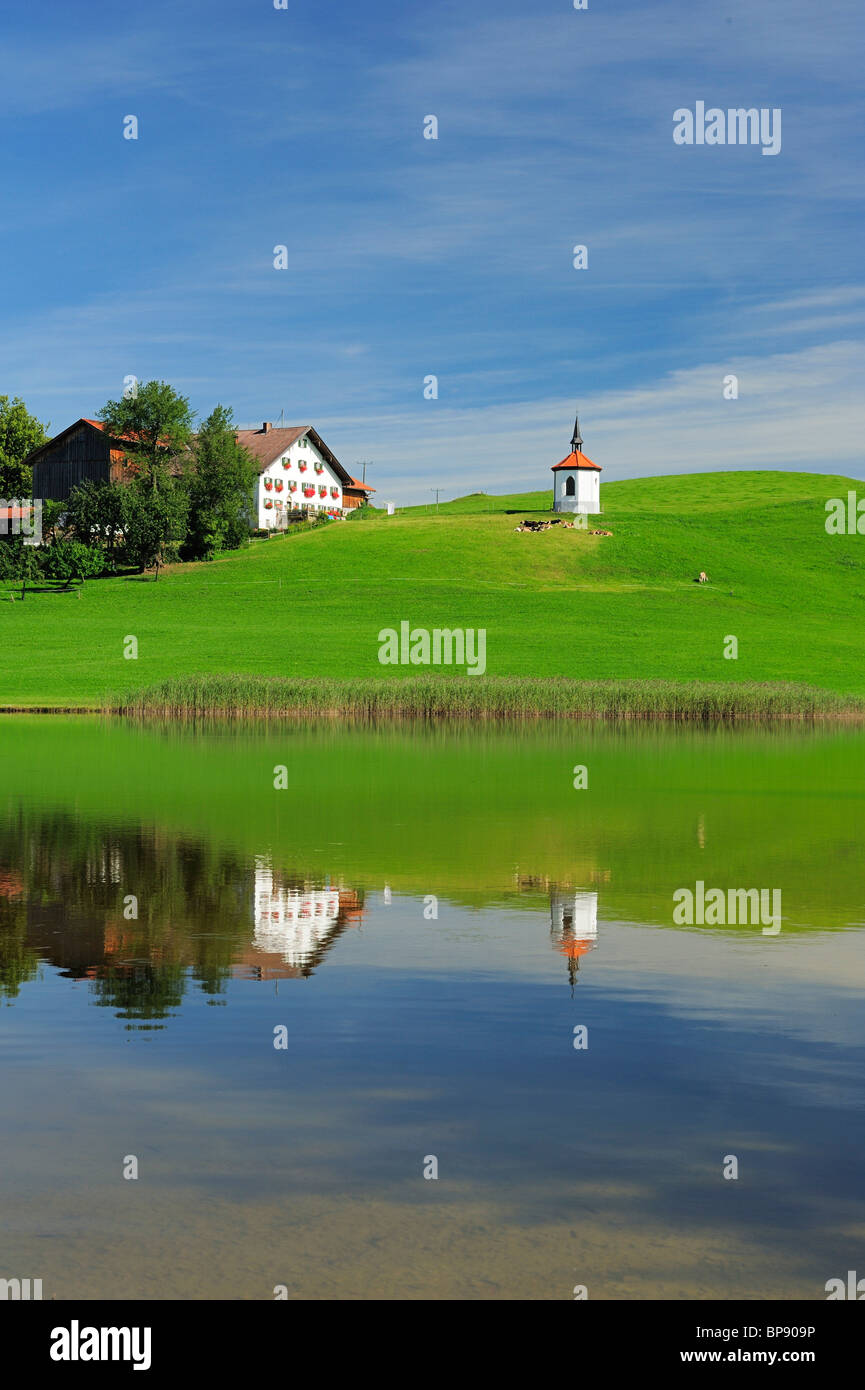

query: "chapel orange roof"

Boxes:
[551, 450, 601, 472]
[557, 940, 596, 959]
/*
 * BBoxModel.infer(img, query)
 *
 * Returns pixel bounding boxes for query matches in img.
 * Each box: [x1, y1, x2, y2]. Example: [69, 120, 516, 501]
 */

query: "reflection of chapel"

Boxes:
[550, 889, 598, 989]
[552, 411, 601, 515]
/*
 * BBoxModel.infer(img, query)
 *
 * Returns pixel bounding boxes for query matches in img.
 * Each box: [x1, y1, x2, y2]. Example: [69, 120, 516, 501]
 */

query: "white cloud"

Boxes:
[324, 339, 865, 504]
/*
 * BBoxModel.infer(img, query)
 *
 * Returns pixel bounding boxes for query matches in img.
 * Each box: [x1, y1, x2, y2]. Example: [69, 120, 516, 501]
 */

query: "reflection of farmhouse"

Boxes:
[239, 861, 365, 979]
[551, 889, 598, 989]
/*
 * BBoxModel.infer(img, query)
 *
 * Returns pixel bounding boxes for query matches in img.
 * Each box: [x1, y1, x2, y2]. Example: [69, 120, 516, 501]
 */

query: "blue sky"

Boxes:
[1, 0, 862, 502]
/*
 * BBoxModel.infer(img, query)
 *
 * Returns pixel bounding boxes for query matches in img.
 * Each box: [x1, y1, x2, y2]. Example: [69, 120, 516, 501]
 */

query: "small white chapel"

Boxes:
[552, 410, 601, 514]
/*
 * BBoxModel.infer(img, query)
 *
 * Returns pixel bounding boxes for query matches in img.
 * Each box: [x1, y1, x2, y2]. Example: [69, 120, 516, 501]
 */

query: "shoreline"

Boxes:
[3, 675, 865, 722]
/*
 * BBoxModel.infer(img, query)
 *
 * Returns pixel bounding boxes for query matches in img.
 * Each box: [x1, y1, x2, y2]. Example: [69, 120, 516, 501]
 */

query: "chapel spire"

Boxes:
[570, 410, 583, 456]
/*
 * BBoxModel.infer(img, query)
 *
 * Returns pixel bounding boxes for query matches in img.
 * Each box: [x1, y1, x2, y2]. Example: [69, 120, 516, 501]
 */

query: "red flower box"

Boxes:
[275, 480, 284, 492]
[264, 478, 273, 491]
[298, 462, 307, 473]
[330, 487, 339, 498]
[263, 499, 273, 510]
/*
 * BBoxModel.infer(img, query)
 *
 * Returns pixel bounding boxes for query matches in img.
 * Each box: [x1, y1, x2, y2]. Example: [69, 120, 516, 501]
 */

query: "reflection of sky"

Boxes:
[2, 890, 864, 1299]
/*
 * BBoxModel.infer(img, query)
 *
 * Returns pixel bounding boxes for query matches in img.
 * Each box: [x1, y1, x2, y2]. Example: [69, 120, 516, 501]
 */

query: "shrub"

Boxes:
[40, 539, 105, 587]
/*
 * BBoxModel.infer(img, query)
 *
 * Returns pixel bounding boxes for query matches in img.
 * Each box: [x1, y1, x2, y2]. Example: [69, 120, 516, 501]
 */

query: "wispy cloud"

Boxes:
[1, 0, 861, 503]
[324, 339, 865, 504]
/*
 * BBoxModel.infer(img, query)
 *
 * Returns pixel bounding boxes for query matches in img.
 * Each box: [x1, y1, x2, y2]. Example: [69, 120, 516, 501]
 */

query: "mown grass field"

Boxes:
[1, 470, 862, 706]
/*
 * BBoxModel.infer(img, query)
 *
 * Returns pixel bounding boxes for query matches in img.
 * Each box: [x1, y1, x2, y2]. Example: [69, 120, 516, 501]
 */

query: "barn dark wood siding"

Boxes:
[31, 423, 113, 501]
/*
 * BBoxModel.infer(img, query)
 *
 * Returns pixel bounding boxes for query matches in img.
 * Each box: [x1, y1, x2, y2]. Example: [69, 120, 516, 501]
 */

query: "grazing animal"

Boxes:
[697, 571, 709, 583]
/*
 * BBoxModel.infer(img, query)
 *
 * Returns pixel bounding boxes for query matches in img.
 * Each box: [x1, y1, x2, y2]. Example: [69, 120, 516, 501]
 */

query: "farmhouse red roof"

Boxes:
[235, 426, 308, 468]
[235, 424, 358, 488]
[344, 475, 375, 493]
[551, 450, 601, 472]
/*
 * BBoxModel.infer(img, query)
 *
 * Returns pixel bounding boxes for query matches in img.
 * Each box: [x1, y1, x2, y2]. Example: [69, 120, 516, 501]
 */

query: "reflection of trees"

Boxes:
[90, 961, 188, 1028]
[0, 888, 40, 1002]
[0, 811, 364, 1027]
[0, 811, 255, 1026]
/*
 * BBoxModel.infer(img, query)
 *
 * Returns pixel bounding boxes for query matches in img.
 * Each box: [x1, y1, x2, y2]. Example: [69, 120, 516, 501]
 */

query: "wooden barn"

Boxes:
[26, 418, 147, 501]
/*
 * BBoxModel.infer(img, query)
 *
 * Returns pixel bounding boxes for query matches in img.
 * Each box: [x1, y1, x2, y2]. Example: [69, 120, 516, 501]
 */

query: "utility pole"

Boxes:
[355, 460, 372, 485]
[430, 488, 441, 514]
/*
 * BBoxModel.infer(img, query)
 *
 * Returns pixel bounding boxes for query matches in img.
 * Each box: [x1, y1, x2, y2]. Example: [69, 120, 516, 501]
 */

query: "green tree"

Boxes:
[39, 499, 67, 548]
[123, 482, 189, 579]
[0, 395, 48, 497]
[183, 405, 257, 559]
[97, 380, 194, 494]
[0, 535, 42, 600]
[66, 480, 129, 569]
[41, 538, 105, 589]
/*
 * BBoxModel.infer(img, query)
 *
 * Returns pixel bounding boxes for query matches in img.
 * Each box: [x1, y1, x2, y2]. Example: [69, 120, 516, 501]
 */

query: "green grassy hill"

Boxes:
[2, 470, 862, 706]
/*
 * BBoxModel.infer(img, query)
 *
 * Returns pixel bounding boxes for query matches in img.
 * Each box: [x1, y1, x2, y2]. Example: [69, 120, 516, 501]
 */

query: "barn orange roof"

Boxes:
[84, 418, 177, 450]
[84, 418, 140, 443]
[551, 450, 601, 472]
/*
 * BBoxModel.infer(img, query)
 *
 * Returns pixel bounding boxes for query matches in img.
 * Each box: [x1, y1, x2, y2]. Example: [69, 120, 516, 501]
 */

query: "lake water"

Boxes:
[1, 716, 863, 1300]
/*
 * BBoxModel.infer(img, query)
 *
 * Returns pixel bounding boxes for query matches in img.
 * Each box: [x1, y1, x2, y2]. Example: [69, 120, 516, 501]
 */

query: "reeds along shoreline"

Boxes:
[113, 675, 865, 722]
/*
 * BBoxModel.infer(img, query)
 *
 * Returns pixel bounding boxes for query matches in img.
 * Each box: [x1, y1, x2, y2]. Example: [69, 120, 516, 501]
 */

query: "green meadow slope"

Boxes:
[1, 470, 863, 706]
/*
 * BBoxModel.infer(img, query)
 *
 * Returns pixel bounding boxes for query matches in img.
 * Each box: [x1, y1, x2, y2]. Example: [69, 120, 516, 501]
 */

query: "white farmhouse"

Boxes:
[236, 422, 374, 531]
[551, 412, 601, 515]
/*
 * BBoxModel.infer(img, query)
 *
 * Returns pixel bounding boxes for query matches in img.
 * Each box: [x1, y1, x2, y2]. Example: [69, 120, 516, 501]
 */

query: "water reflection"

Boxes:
[0, 812, 367, 1026]
[550, 888, 598, 991]
[2, 719, 864, 1301]
[246, 859, 364, 979]
[0, 811, 606, 1024]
